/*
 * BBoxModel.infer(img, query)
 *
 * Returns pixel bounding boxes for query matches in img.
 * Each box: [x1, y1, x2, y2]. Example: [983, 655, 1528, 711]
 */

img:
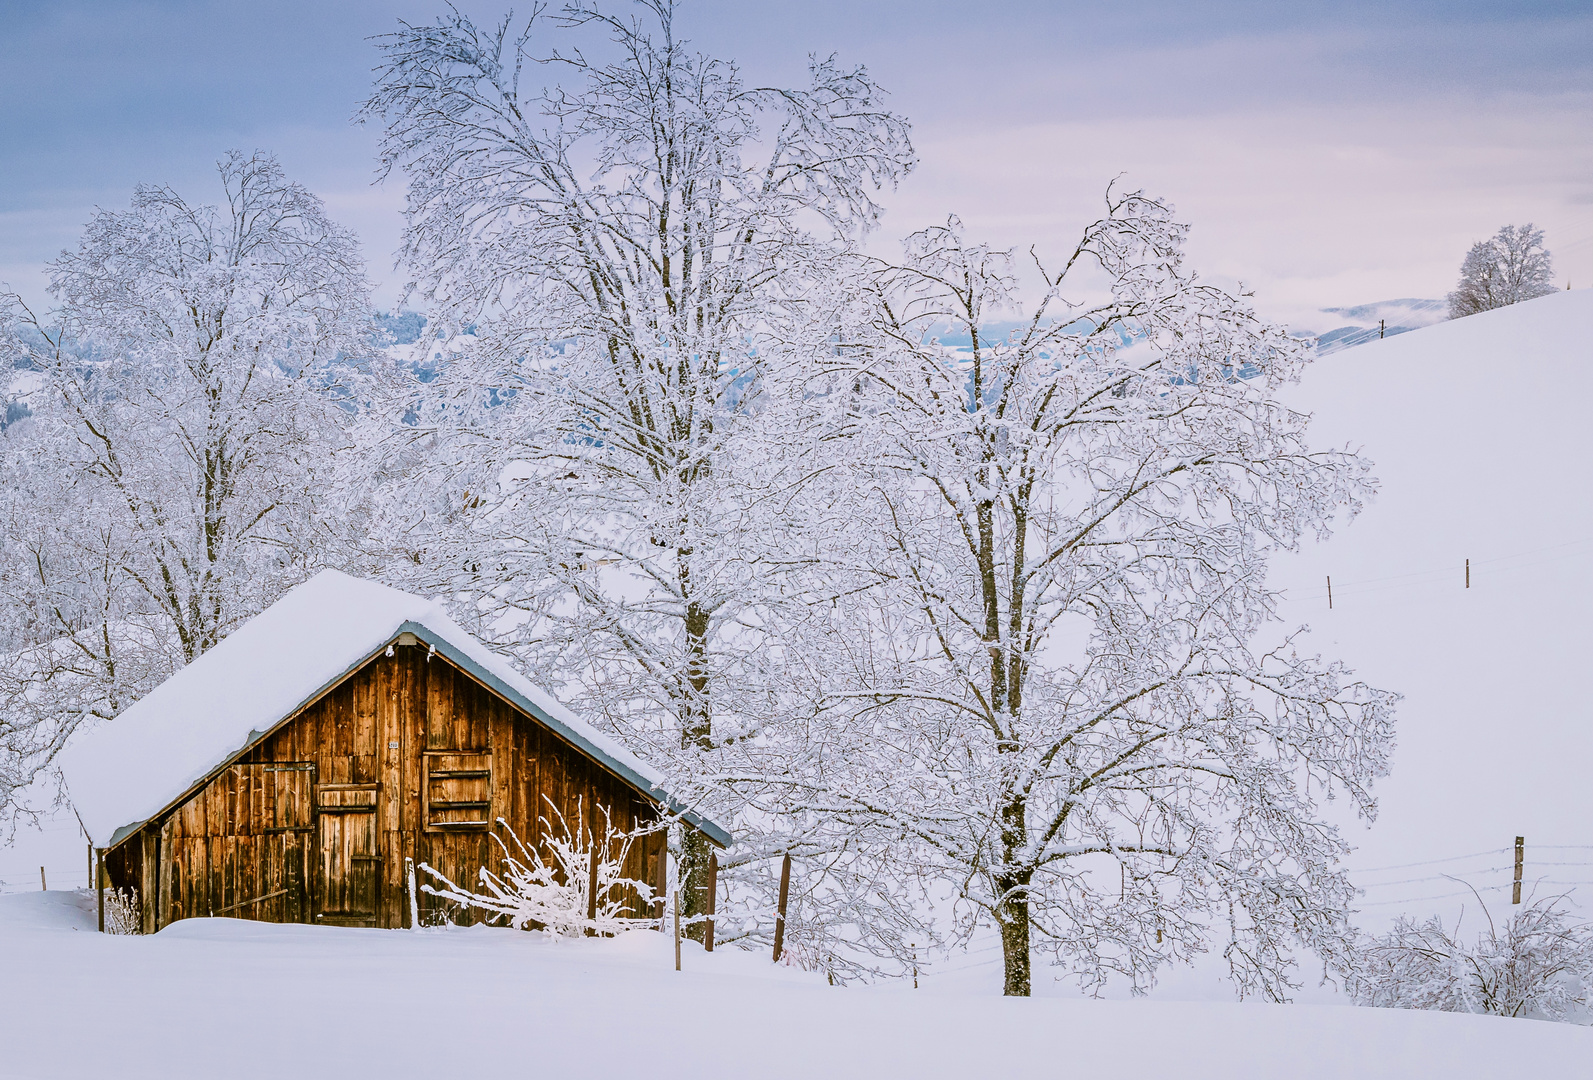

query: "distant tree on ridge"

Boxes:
[1447, 223, 1556, 319]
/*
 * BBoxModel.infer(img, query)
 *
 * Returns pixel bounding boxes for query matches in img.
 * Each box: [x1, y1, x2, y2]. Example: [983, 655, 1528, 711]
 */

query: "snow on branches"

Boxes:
[0, 2, 1410, 1001]
[1347, 893, 1593, 1023]
[1447, 223, 1557, 320]
[357, 0, 914, 944]
[420, 801, 657, 936]
[0, 152, 373, 826]
[759, 189, 1398, 997]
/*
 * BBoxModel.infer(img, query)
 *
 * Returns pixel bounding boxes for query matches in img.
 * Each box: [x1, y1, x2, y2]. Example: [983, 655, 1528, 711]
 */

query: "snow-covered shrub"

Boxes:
[419, 800, 656, 937]
[103, 887, 140, 935]
[1347, 895, 1593, 1022]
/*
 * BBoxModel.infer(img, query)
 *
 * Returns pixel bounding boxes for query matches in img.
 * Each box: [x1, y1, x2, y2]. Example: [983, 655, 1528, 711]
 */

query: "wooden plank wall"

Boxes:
[109, 643, 667, 932]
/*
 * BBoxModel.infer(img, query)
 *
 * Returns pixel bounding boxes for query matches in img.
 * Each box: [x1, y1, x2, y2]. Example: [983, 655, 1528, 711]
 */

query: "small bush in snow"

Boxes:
[419, 800, 656, 937]
[1346, 894, 1593, 1022]
[103, 887, 140, 936]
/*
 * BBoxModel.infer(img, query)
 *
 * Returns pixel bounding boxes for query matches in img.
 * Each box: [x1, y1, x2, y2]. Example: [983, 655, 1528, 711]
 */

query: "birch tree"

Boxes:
[358, 1, 913, 938]
[790, 193, 1397, 996]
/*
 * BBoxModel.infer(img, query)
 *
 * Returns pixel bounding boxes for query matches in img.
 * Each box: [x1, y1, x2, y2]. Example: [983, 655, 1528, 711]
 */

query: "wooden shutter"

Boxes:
[424, 752, 492, 831]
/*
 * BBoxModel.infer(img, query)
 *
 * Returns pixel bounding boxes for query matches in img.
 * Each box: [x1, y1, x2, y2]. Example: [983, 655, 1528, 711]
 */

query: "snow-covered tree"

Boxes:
[777, 193, 1397, 997]
[0, 407, 158, 831]
[1347, 894, 1593, 1022]
[1447, 223, 1556, 319]
[0, 151, 372, 824]
[358, 0, 913, 939]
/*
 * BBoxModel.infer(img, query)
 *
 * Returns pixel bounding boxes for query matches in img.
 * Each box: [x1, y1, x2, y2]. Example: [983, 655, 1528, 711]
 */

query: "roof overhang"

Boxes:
[398, 621, 732, 848]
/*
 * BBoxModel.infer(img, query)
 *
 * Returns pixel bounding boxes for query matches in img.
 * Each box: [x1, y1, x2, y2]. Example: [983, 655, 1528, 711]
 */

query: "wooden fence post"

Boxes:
[96, 849, 104, 932]
[586, 835, 600, 935]
[1513, 836, 1524, 905]
[772, 853, 792, 963]
[704, 849, 718, 953]
[673, 890, 681, 971]
[405, 857, 419, 930]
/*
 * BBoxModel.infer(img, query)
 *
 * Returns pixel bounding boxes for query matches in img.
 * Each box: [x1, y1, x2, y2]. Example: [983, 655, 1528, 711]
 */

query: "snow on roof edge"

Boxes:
[57, 570, 730, 850]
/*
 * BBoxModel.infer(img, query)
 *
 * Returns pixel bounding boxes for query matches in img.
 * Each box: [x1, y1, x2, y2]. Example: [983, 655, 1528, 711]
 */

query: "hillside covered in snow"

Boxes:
[1271, 289, 1593, 924]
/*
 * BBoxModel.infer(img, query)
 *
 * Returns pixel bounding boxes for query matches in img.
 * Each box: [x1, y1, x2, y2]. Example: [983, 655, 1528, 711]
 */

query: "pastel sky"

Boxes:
[3, 0, 1589, 328]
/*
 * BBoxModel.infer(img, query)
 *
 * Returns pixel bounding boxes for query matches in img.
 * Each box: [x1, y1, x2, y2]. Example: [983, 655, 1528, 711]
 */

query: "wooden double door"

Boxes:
[194, 765, 383, 926]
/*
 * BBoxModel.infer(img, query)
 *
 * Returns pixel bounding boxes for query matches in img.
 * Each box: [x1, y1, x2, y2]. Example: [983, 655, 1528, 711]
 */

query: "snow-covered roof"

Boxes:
[57, 570, 730, 849]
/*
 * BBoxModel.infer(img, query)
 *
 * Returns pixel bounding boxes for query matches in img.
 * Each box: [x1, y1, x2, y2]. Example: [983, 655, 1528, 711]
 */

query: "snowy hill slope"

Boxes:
[1272, 289, 1593, 923]
[1, 890, 1586, 1079]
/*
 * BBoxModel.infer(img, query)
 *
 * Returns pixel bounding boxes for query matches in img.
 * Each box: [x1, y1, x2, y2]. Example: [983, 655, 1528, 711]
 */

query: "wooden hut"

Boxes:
[57, 570, 730, 933]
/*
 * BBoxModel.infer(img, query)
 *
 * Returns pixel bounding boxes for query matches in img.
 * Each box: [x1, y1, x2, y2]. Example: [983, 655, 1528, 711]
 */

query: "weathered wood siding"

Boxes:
[107, 642, 667, 931]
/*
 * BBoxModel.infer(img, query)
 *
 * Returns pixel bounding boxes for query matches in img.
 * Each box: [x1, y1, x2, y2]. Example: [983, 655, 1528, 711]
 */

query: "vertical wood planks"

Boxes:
[111, 643, 683, 935]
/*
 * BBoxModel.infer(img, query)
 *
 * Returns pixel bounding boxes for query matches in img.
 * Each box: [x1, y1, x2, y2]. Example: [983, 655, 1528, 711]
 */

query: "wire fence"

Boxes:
[0, 867, 94, 894]
[10, 840, 1591, 964]
[0, 822, 95, 895]
[1277, 536, 1593, 607]
[1348, 843, 1593, 912]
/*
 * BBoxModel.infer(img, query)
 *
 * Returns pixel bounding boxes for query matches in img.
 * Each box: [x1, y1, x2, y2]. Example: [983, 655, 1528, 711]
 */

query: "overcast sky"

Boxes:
[3, 0, 1589, 327]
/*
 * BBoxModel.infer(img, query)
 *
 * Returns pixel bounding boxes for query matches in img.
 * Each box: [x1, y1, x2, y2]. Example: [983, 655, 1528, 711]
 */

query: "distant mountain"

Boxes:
[1303, 298, 1448, 355]
[922, 302, 1454, 359]
[367, 303, 1459, 369]
[374, 310, 429, 346]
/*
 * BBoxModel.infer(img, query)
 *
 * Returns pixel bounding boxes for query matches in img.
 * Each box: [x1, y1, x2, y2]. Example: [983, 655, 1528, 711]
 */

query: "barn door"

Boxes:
[315, 784, 380, 926]
[198, 762, 314, 926]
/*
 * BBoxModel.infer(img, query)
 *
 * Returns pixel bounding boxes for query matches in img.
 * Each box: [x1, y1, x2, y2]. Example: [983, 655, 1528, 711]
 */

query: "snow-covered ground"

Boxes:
[1271, 289, 1593, 929]
[1, 889, 1586, 1079]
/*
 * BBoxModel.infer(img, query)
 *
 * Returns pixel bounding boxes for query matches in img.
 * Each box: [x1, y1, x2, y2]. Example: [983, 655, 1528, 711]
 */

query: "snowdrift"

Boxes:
[0, 890, 1586, 1079]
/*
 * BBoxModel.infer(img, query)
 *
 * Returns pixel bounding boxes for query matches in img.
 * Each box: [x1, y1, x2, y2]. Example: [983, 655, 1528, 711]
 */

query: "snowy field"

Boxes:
[1271, 288, 1593, 928]
[1, 888, 1588, 1080]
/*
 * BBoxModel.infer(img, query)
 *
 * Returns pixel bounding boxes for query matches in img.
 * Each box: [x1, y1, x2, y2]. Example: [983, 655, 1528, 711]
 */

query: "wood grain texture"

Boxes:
[103, 643, 670, 933]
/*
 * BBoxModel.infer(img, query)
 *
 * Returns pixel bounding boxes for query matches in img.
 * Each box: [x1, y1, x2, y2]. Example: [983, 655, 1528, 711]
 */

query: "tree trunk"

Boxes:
[680, 826, 714, 944]
[678, 596, 713, 943]
[996, 783, 1033, 996]
[996, 868, 1033, 996]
